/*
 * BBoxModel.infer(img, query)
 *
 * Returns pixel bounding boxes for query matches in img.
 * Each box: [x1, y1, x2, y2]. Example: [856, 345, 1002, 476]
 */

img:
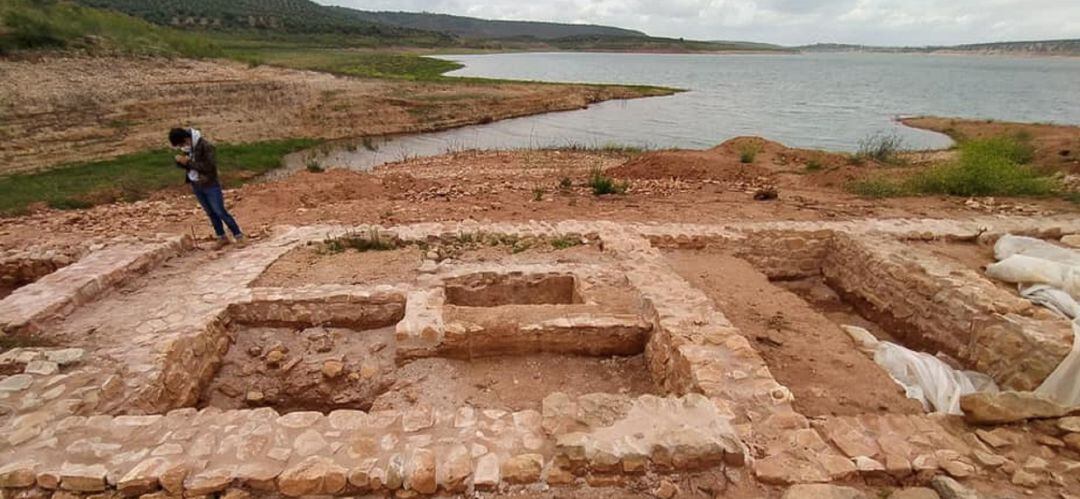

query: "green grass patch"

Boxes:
[0, 139, 319, 216]
[848, 136, 1059, 199]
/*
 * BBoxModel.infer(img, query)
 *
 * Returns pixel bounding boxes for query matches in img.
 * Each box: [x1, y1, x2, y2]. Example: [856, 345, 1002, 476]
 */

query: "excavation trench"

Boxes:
[201, 269, 656, 414]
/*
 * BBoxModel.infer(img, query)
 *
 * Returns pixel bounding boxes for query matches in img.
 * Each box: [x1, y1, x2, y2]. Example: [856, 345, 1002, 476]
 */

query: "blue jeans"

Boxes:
[192, 183, 242, 239]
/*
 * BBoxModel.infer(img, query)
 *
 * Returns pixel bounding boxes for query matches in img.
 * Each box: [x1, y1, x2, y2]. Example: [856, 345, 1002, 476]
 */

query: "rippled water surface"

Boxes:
[307, 52, 1080, 171]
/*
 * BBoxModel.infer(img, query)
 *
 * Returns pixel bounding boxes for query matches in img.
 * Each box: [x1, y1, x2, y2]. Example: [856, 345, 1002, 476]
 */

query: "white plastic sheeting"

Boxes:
[985, 234, 1080, 406]
[995, 235, 1080, 267]
[842, 325, 998, 415]
[1021, 285, 1080, 320]
[1035, 321, 1080, 406]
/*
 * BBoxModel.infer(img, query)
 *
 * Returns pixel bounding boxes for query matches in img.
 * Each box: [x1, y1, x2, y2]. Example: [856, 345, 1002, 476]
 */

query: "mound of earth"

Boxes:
[609, 136, 863, 185]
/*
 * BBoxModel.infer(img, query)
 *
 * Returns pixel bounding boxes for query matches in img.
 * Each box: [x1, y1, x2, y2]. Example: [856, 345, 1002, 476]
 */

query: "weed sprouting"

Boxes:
[856, 132, 906, 163]
[588, 168, 628, 196]
[738, 143, 761, 164]
[323, 228, 398, 253]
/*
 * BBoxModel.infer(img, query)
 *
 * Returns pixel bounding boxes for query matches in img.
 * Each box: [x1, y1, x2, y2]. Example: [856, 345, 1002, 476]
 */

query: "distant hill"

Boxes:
[73, 0, 645, 41]
[340, 10, 646, 40]
[73, 0, 439, 37]
[798, 39, 1080, 56]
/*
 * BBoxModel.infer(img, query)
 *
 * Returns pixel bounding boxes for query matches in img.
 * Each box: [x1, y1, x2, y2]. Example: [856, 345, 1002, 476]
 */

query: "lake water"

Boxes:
[304, 52, 1080, 171]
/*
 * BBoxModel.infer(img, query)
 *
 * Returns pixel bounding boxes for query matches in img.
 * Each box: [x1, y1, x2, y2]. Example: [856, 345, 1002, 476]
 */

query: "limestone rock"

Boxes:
[277, 456, 347, 497]
[59, 463, 107, 492]
[1059, 416, 1080, 433]
[652, 479, 679, 498]
[0, 374, 33, 391]
[321, 360, 344, 379]
[888, 488, 940, 499]
[404, 448, 436, 494]
[117, 457, 165, 496]
[930, 476, 979, 499]
[1011, 468, 1047, 488]
[0, 460, 37, 488]
[473, 454, 500, 490]
[501, 454, 543, 484]
[1061, 235, 1080, 248]
[45, 348, 84, 365]
[782, 484, 867, 499]
[1064, 433, 1080, 452]
[439, 445, 471, 493]
[960, 391, 1071, 424]
[24, 360, 59, 376]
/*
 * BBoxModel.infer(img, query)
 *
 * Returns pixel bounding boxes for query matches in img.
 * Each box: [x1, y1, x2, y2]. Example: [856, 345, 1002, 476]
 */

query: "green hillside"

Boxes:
[340, 10, 646, 40]
[0, 0, 218, 56]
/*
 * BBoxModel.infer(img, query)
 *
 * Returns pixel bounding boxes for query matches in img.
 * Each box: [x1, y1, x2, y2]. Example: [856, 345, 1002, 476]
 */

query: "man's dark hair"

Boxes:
[168, 128, 192, 147]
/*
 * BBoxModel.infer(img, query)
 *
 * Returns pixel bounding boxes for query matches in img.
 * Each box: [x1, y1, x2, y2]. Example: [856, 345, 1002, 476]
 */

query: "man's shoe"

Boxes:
[212, 239, 230, 250]
[233, 235, 247, 248]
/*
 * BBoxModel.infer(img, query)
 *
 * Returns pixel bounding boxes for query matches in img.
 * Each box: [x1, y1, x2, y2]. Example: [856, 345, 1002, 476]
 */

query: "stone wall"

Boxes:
[823, 234, 1072, 390]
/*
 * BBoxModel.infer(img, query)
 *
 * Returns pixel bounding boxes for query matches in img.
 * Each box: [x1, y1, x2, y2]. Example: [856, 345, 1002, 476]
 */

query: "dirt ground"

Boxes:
[663, 249, 926, 417]
[0, 55, 665, 174]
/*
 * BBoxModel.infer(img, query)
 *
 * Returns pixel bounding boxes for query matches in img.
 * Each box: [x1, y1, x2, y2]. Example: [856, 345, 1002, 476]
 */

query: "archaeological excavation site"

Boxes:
[2, 216, 1080, 498]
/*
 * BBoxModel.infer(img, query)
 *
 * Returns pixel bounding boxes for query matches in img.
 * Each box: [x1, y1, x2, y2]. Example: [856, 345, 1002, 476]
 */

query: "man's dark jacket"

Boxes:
[179, 138, 219, 188]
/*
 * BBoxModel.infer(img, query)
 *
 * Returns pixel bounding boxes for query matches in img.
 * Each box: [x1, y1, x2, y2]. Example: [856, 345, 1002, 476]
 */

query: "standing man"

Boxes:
[169, 128, 244, 249]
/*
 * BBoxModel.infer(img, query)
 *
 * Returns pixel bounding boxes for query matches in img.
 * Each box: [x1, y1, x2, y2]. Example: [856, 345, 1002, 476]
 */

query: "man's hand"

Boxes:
[175, 154, 190, 166]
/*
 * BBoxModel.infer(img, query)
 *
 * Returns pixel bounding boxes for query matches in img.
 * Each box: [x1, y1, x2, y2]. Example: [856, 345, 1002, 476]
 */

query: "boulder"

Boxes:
[960, 391, 1072, 424]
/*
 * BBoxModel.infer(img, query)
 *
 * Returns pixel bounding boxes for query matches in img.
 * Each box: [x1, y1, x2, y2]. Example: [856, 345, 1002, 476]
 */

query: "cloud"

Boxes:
[316, 0, 1080, 46]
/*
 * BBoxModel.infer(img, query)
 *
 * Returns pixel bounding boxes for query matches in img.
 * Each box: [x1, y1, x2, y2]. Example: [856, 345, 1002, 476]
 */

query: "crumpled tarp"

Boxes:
[842, 325, 998, 415]
[985, 234, 1080, 406]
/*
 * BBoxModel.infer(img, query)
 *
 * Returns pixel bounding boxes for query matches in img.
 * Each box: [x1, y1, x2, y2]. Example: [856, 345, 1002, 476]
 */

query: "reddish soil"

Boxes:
[662, 249, 925, 417]
[373, 354, 657, 413]
[253, 246, 425, 288]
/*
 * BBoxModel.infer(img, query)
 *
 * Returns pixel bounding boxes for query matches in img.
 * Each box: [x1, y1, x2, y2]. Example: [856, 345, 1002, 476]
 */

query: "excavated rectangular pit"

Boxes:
[444, 272, 581, 307]
[199, 324, 657, 414]
[0, 257, 72, 300]
[662, 247, 927, 417]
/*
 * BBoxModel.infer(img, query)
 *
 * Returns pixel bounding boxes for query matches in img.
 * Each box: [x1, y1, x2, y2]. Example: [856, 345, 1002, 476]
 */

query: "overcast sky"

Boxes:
[315, 0, 1079, 46]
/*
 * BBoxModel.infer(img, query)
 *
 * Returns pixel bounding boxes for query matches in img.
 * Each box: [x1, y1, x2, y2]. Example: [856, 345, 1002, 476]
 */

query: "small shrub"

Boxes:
[559, 176, 573, 190]
[805, 158, 824, 172]
[739, 144, 761, 164]
[588, 168, 628, 196]
[857, 132, 906, 163]
[550, 235, 583, 250]
[306, 159, 325, 173]
[532, 187, 545, 202]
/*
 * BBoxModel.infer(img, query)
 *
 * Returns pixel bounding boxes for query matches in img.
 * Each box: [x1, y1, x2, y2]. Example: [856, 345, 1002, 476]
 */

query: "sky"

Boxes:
[315, 0, 1080, 46]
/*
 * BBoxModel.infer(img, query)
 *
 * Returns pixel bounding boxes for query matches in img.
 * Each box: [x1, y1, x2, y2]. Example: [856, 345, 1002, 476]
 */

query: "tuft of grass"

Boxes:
[848, 179, 910, 198]
[305, 159, 325, 173]
[805, 158, 824, 172]
[847, 136, 1058, 199]
[558, 176, 573, 191]
[532, 186, 545, 202]
[550, 235, 583, 250]
[587, 168, 628, 196]
[856, 132, 906, 164]
[323, 228, 399, 254]
[738, 143, 761, 164]
[0, 139, 320, 216]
